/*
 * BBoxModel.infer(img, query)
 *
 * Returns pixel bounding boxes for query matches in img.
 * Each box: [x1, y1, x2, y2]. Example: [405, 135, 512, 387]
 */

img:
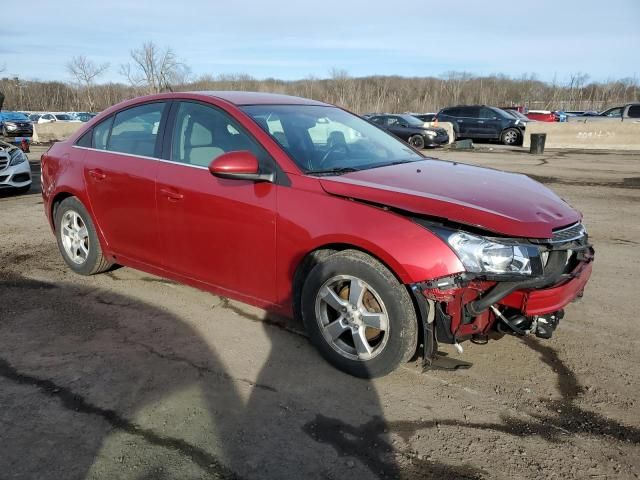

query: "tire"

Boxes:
[408, 135, 425, 149]
[501, 128, 521, 145]
[54, 197, 112, 275]
[301, 249, 418, 378]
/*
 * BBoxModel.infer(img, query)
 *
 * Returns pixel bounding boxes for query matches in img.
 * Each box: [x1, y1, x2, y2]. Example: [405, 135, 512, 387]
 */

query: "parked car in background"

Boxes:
[28, 113, 42, 123]
[69, 112, 98, 122]
[500, 105, 527, 114]
[503, 109, 533, 123]
[41, 91, 594, 378]
[0, 139, 32, 193]
[37, 113, 81, 124]
[412, 113, 437, 122]
[526, 110, 558, 122]
[361, 113, 383, 119]
[0, 112, 34, 138]
[554, 111, 568, 122]
[591, 103, 639, 121]
[368, 114, 449, 148]
[435, 105, 525, 145]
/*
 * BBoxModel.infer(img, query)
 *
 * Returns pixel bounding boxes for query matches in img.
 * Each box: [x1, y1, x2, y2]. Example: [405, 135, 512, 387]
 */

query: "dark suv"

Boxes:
[0, 112, 34, 138]
[368, 114, 448, 149]
[435, 106, 525, 145]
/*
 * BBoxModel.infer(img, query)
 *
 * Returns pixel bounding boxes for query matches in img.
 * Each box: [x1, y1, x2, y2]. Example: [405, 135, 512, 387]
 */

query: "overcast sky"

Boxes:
[2, 0, 639, 84]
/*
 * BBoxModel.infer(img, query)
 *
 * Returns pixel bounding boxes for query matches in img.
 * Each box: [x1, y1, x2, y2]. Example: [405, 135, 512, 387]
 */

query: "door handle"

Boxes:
[160, 187, 184, 201]
[88, 169, 106, 180]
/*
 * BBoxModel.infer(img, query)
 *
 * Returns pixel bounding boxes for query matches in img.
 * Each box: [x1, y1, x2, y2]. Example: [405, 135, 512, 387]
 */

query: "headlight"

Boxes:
[425, 130, 437, 136]
[5, 123, 17, 131]
[443, 231, 539, 276]
[9, 151, 27, 166]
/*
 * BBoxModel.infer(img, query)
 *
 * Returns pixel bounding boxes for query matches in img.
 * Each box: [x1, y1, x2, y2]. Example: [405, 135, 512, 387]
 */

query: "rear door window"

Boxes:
[479, 107, 497, 119]
[460, 107, 480, 118]
[107, 103, 166, 158]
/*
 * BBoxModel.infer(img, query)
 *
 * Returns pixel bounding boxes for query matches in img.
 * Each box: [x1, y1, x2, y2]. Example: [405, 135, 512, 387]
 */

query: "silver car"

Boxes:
[0, 141, 32, 193]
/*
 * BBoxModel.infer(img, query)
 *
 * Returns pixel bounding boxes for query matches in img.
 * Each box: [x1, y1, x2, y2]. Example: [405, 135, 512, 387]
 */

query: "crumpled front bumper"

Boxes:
[415, 246, 595, 344]
[499, 260, 593, 315]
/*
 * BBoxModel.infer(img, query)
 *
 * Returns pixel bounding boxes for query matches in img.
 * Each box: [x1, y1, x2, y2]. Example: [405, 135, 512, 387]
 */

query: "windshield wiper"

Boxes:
[306, 167, 360, 176]
[365, 159, 422, 170]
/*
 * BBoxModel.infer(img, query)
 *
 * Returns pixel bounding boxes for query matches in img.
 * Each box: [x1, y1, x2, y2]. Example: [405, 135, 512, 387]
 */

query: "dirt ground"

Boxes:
[0, 145, 638, 480]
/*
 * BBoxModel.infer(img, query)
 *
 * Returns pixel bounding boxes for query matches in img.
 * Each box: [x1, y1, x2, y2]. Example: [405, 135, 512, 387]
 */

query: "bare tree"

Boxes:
[120, 41, 189, 94]
[66, 56, 109, 111]
[0, 64, 6, 110]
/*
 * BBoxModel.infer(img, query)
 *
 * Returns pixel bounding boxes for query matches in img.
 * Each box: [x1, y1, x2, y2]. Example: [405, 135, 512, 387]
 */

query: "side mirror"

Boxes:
[208, 151, 274, 182]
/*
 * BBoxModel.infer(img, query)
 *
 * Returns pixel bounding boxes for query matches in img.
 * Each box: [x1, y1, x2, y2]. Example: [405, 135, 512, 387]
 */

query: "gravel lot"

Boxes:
[0, 145, 638, 479]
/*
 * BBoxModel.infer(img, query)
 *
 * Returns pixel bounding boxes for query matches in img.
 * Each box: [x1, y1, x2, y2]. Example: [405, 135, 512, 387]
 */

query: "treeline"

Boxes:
[1, 67, 638, 114]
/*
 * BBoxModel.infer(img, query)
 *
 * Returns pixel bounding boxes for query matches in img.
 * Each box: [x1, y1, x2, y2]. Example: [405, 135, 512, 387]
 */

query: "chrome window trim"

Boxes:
[71, 145, 209, 171]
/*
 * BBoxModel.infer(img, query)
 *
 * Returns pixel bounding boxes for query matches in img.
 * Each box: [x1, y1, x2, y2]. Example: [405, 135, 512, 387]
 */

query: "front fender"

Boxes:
[275, 176, 464, 306]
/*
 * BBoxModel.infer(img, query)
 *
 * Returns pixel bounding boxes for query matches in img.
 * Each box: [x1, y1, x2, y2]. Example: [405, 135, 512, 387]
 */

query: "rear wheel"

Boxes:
[54, 197, 112, 275]
[408, 135, 425, 149]
[501, 128, 521, 145]
[301, 250, 417, 378]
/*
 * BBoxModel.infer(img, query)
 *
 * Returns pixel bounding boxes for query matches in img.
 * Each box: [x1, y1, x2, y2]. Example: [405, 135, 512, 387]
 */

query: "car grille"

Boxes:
[0, 155, 8, 171]
[5, 124, 33, 135]
[550, 223, 586, 244]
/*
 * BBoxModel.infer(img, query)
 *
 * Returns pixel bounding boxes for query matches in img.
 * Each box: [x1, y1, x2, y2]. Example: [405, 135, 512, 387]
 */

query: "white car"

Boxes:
[0, 141, 32, 194]
[37, 113, 81, 124]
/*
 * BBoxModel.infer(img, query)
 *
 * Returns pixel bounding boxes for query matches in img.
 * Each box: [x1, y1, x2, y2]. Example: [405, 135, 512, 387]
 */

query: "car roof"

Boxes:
[188, 91, 330, 106]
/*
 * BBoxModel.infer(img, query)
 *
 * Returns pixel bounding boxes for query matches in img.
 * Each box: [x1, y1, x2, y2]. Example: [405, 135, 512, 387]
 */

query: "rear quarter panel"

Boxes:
[41, 142, 92, 233]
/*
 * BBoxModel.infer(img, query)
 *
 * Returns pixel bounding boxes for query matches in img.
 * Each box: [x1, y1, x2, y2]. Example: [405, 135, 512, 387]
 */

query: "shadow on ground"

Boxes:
[0, 270, 485, 479]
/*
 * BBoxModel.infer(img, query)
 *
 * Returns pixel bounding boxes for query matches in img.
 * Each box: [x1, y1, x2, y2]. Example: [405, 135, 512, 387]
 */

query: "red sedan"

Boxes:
[526, 110, 558, 122]
[42, 92, 594, 377]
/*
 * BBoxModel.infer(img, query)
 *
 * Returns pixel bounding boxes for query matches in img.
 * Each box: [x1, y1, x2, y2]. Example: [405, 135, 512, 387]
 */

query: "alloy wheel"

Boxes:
[314, 275, 390, 361]
[60, 210, 90, 265]
[504, 130, 518, 144]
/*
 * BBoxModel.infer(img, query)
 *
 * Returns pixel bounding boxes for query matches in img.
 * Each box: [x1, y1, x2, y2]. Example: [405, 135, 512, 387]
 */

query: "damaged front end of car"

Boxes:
[410, 220, 595, 370]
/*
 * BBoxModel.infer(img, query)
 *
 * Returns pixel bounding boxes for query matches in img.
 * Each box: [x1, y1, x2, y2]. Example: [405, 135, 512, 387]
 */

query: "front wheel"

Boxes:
[501, 128, 521, 145]
[54, 197, 112, 275]
[301, 250, 418, 378]
[408, 135, 425, 149]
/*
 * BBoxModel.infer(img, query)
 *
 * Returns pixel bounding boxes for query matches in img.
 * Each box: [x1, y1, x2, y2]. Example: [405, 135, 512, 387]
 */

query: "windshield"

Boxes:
[495, 108, 517, 119]
[241, 105, 423, 174]
[505, 110, 528, 120]
[398, 114, 426, 127]
[2, 112, 29, 121]
[54, 114, 73, 121]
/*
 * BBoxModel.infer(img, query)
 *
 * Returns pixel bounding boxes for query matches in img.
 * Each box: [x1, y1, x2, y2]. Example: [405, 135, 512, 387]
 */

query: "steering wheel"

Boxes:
[318, 143, 350, 169]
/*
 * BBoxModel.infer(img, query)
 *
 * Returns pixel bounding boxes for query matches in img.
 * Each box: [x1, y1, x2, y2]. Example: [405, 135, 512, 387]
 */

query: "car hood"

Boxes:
[318, 160, 580, 238]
